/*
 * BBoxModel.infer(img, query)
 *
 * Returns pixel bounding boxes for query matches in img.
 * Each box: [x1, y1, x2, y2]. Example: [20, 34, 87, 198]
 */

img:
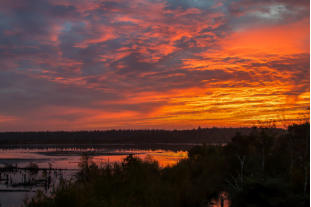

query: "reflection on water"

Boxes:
[94, 149, 188, 168]
[0, 148, 188, 169]
[0, 147, 188, 207]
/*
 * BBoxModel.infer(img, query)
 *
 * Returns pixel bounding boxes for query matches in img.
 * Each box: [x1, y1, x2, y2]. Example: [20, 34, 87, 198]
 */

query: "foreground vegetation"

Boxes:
[25, 123, 309, 207]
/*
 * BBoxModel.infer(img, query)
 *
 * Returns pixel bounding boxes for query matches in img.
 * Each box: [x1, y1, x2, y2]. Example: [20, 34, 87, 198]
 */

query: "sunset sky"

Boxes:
[0, 0, 309, 131]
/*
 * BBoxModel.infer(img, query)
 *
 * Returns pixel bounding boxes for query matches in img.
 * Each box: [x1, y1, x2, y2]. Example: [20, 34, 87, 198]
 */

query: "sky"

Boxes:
[0, 0, 309, 131]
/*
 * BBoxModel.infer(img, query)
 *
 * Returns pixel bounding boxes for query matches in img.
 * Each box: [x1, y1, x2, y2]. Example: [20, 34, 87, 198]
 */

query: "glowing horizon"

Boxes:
[0, 0, 309, 131]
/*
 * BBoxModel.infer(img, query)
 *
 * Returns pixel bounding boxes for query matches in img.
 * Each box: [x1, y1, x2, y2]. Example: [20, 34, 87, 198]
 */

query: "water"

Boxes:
[0, 147, 188, 207]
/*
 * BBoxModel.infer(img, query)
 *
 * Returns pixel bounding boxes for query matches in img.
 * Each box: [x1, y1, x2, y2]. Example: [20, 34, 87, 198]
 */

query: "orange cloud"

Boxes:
[221, 18, 309, 56]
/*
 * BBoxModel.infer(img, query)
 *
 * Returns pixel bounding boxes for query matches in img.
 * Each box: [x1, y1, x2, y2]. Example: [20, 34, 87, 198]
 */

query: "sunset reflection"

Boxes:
[94, 150, 188, 168]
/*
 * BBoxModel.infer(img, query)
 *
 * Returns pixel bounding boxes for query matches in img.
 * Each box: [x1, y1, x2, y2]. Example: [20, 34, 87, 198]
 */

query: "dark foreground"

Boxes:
[25, 123, 309, 207]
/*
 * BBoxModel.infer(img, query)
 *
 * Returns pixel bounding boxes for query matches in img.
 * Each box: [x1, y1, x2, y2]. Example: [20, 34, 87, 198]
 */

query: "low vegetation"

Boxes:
[24, 123, 309, 207]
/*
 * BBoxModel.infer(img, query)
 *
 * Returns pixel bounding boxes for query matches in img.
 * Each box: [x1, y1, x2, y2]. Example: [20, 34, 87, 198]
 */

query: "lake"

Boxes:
[0, 146, 188, 207]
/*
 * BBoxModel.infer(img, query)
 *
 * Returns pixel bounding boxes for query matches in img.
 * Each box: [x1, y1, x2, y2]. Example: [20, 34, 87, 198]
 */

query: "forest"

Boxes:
[24, 123, 309, 207]
[0, 127, 284, 146]
[0, 128, 252, 145]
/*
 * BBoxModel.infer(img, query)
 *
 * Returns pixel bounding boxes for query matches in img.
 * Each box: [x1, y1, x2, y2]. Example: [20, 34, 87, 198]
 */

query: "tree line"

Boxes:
[0, 127, 278, 146]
